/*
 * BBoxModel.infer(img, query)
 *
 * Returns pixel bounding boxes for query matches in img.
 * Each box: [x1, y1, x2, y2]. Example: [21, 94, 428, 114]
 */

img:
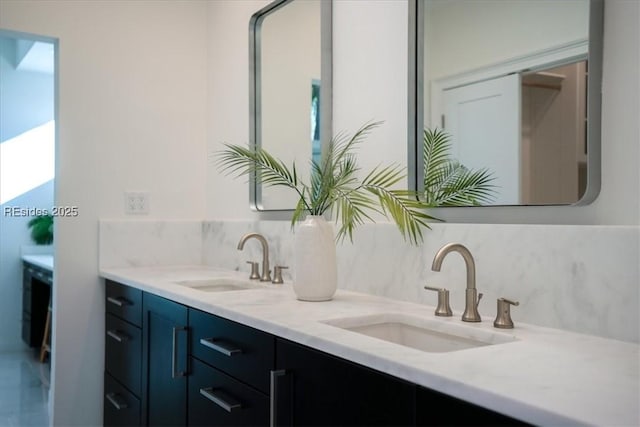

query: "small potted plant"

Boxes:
[27, 214, 53, 245]
[217, 121, 436, 301]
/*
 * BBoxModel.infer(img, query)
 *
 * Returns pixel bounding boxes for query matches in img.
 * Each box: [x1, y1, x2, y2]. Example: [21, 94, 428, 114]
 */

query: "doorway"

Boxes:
[0, 29, 56, 424]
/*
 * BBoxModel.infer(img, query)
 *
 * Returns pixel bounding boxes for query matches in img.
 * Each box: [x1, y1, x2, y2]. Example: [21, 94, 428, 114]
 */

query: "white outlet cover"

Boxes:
[124, 191, 149, 215]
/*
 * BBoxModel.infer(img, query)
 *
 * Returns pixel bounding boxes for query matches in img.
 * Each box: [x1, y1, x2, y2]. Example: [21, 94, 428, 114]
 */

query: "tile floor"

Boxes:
[0, 350, 50, 426]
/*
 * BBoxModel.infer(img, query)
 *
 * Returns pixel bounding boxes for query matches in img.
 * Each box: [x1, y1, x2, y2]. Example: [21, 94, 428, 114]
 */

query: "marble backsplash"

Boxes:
[99, 219, 639, 343]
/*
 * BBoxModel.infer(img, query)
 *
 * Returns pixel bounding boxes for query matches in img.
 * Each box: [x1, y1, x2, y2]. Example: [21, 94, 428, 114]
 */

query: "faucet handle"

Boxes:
[272, 266, 288, 284]
[494, 297, 519, 329]
[424, 286, 453, 317]
[245, 261, 260, 280]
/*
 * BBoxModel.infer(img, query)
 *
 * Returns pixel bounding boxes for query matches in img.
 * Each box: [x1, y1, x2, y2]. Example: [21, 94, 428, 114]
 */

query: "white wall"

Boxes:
[207, 0, 269, 219]
[333, 0, 408, 188]
[424, 0, 589, 80]
[0, 1, 208, 425]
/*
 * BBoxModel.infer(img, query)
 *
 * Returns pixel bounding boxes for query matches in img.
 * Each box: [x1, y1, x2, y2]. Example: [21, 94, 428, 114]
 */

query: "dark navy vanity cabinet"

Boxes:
[273, 338, 415, 426]
[104, 280, 143, 425]
[104, 280, 527, 426]
[188, 308, 271, 426]
[22, 261, 52, 348]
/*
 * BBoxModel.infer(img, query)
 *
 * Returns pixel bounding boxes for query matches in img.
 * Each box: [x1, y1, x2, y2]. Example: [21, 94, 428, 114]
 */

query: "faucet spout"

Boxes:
[237, 233, 271, 282]
[432, 243, 476, 290]
[431, 243, 482, 322]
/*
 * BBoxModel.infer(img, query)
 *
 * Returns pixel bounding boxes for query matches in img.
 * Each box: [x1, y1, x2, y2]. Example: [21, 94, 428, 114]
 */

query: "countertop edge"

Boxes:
[22, 254, 54, 272]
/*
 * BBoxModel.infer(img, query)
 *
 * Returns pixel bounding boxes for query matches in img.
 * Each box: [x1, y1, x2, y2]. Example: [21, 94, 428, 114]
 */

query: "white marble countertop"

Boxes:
[22, 254, 54, 272]
[100, 265, 639, 426]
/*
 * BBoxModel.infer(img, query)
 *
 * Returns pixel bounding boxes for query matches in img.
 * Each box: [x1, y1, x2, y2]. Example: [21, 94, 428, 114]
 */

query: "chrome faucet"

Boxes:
[237, 233, 271, 282]
[431, 243, 482, 322]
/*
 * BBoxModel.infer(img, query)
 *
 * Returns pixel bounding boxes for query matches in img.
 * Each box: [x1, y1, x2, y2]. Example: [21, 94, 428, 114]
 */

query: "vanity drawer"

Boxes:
[104, 373, 141, 427]
[106, 280, 142, 327]
[188, 357, 268, 427]
[105, 314, 142, 396]
[189, 309, 274, 394]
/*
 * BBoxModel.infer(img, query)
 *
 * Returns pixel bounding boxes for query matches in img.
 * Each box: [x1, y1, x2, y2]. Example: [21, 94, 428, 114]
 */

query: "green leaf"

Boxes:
[423, 128, 452, 183]
[423, 128, 498, 206]
[27, 215, 53, 245]
[359, 185, 438, 245]
[217, 143, 312, 212]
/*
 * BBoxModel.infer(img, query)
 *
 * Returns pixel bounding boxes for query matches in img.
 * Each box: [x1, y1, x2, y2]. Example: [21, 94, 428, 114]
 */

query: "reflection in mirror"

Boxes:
[250, 0, 330, 212]
[411, 0, 603, 206]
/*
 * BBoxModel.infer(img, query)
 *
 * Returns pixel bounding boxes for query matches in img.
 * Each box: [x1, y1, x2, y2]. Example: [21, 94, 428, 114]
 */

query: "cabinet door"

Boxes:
[142, 293, 188, 426]
[189, 358, 269, 426]
[104, 373, 141, 426]
[415, 386, 529, 426]
[106, 280, 143, 327]
[22, 265, 50, 347]
[275, 338, 415, 426]
[105, 314, 142, 396]
[21, 276, 32, 345]
[190, 308, 274, 394]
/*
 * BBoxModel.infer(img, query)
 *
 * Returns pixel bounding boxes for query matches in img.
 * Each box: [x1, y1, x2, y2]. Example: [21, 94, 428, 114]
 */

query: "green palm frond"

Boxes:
[332, 121, 382, 166]
[217, 143, 311, 211]
[423, 128, 451, 182]
[429, 162, 497, 206]
[333, 189, 378, 243]
[217, 122, 438, 245]
[423, 128, 497, 206]
[365, 186, 437, 245]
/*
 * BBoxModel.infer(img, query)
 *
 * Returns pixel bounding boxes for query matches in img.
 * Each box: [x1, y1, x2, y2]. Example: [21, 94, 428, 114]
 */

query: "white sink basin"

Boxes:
[174, 278, 265, 292]
[322, 313, 517, 353]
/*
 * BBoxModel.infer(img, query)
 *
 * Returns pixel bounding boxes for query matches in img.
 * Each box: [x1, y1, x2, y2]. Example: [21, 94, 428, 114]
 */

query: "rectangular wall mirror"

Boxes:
[249, 0, 332, 212]
[409, 0, 603, 207]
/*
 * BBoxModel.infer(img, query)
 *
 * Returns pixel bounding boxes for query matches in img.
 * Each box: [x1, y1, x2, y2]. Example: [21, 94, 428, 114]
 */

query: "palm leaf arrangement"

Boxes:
[217, 121, 437, 244]
[423, 128, 497, 206]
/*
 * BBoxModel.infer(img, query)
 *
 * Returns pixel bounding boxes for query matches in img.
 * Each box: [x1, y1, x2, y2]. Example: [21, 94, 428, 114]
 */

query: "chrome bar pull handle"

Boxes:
[199, 388, 242, 413]
[106, 330, 127, 343]
[106, 392, 128, 410]
[171, 326, 188, 378]
[107, 296, 129, 307]
[200, 338, 242, 356]
[270, 369, 288, 427]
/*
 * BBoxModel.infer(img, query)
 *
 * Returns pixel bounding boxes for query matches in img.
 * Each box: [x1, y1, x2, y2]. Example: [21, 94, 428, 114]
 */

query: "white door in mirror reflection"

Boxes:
[443, 74, 520, 205]
[440, 62, 588, 206]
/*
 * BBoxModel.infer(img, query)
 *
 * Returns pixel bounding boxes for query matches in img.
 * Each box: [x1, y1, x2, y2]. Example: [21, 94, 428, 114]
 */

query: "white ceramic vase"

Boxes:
[293, 215, 337, 301]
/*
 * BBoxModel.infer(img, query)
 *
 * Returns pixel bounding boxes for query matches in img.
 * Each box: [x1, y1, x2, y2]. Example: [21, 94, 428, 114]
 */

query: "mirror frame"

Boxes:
[408, 0, 604, 207]
[249, 0, 333, 214]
